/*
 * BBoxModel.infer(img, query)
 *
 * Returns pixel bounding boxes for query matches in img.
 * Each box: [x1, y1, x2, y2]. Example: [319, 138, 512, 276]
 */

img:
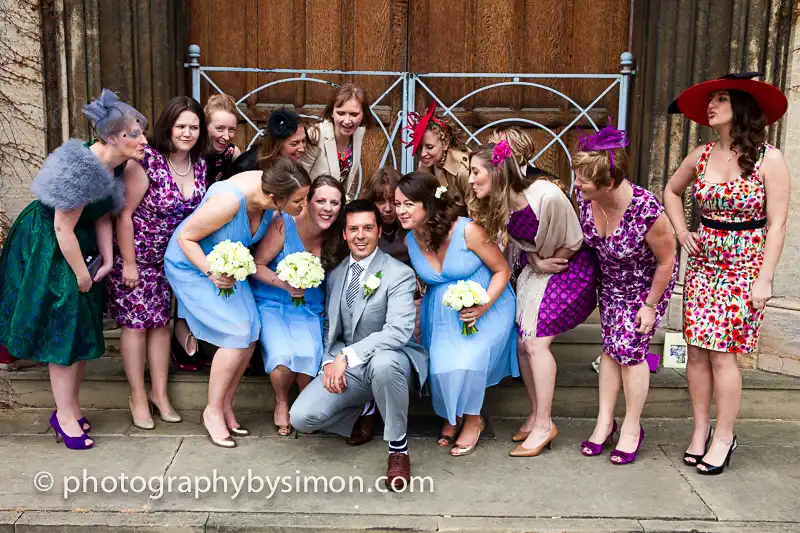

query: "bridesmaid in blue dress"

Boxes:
[251, 175, 347, 436]
[396, 172, 518, 457]
[165, 156, 311, 448]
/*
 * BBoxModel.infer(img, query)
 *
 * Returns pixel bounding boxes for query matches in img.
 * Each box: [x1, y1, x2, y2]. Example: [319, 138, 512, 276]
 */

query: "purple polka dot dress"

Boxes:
[577, 183, 677, 366]
[107, 145, 207, 329]
[507, 206, 597, 338]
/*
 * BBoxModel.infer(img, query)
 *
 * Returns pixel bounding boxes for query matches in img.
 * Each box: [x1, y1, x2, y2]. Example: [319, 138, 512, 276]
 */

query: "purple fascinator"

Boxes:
[491, 140, 513, 166]
[577, 122, 630, 172]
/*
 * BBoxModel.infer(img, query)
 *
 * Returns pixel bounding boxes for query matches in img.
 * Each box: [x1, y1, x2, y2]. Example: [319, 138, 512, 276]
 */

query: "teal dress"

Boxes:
[251, 213, 324, 376]
[407, 217, 519, 425]
[164, 181, 272, 348]
[0, 143, 122, 365]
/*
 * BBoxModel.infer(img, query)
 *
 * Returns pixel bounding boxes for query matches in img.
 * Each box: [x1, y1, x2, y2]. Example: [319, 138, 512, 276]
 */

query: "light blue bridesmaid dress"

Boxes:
[407, 217, 519, 425]
[251, 213, 324, 376]
[164, 181, 273, 349]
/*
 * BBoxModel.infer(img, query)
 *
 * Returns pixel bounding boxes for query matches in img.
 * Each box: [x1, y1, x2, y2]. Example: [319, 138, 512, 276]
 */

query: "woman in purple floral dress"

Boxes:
[107, 97, 207, 429]
[469, 128, 597, 458]
[573, 125, 677, 465]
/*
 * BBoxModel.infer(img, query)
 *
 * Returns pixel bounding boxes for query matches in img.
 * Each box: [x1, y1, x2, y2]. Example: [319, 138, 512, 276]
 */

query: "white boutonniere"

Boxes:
[363, 272, 382, 298]
[434, 185, 448, 199]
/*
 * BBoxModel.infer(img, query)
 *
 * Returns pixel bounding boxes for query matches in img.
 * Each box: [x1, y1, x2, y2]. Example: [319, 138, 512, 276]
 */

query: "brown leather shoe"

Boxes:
[345, 412, 376, 446]
[385, 452, 411, 491]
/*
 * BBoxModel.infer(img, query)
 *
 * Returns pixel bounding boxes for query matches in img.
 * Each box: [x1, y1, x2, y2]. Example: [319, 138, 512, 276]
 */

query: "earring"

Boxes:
[439, 149, 447, 165]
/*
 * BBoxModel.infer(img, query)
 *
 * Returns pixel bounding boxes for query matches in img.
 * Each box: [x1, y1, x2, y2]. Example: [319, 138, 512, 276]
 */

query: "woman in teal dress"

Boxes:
[251, 175, 347, 436]
[396, 172, 519, 457]
[164, 156, 311, 448]
[0, 89, 148, 450]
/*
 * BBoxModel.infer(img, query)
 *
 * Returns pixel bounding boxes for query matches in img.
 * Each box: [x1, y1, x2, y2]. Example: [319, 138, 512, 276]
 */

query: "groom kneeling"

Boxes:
[290, 200, 428, 490]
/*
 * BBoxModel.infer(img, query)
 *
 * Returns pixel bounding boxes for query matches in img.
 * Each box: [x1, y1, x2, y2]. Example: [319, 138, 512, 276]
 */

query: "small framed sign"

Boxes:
[662, 331, 688, 369]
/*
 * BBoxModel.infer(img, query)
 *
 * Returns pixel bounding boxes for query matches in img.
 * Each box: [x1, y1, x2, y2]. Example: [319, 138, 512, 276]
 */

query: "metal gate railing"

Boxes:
[187, 45, 633, 194]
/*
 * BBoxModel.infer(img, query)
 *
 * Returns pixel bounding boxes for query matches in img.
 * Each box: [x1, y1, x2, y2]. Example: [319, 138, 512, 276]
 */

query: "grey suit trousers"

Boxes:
[289, 349, 413, 442]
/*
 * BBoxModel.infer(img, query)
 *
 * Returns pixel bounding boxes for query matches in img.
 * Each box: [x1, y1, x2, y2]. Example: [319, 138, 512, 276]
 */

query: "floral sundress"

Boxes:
[683, 141, 771, 353]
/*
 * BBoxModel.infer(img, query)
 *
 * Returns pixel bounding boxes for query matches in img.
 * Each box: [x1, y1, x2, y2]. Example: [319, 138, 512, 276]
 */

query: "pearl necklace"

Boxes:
[168, 155, 192, 177]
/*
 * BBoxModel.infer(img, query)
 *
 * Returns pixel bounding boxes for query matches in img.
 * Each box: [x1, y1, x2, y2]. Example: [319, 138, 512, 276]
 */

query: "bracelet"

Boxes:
[643, 301, 656, 310]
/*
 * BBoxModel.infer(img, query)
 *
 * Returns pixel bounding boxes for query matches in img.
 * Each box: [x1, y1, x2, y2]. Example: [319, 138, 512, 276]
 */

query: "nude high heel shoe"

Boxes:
[509, 424, 559, 457]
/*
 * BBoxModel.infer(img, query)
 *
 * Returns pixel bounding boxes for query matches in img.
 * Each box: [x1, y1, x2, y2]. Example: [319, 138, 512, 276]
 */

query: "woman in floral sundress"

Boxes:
[107, 96, 208, 430]
[574, 125, 678, 466]
[665, 74, 790, 475]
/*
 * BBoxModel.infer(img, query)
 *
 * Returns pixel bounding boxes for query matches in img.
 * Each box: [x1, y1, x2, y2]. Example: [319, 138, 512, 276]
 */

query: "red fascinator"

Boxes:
[402, 102, 448, 155]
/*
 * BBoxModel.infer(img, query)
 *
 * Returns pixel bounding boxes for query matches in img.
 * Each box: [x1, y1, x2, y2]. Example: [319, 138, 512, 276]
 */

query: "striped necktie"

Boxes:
[346, 262, 364, 308]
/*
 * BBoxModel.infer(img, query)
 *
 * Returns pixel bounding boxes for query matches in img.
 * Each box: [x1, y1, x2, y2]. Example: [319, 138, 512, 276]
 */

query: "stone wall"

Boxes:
[756, 16, 800, 376]
[0, 0, 46, 220]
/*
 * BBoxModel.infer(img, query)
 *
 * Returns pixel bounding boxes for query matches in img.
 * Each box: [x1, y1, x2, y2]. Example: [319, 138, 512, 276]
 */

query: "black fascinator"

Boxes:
[267, 107, 300, 139]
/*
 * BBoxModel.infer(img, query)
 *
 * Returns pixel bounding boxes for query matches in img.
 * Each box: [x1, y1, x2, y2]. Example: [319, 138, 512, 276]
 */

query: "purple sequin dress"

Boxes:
[107, 145, 207, 329]
[577, 183, 677, 365]
[507, 205, 597, 337]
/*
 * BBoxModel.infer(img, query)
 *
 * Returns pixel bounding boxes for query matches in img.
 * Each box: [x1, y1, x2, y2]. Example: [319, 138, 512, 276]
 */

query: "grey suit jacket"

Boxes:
[323, 248, 429, 389]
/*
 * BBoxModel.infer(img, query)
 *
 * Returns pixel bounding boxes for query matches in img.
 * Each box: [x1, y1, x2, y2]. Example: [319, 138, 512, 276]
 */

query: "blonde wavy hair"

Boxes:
[466, 143, 518, 245]
[488, 126, 569, 195]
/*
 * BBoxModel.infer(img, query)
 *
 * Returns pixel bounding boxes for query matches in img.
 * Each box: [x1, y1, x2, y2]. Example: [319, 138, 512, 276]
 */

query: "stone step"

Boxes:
[4, 351, 800, 419]
[98, 321, 664, 364]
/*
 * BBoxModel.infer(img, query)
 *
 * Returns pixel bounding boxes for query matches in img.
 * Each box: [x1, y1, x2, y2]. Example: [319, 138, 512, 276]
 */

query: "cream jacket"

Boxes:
[300, 119, 365, 196]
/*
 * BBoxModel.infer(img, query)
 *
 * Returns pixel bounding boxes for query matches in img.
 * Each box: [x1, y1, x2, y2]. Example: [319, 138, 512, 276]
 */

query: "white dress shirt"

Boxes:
[325, 247, 379, 370]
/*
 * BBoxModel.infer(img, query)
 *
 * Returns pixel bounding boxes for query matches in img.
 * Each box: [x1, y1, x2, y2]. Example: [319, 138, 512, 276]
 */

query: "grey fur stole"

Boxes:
[30, 139, 126, 214]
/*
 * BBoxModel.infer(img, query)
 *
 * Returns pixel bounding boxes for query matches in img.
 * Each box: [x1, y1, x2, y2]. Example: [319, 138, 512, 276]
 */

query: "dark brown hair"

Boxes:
[728, 89, 767, 178]
[361, 167, 402, 202]
[308, 175, 349, 271]
[152, 96, 207, 161]
[257, 156, 311, 203]
[397, 171, 460, 252]
[321, 83, 373, 128]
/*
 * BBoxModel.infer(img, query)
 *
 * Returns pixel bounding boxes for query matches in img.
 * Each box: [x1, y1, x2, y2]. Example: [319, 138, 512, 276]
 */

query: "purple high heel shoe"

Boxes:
[50, 411, 94, 450]
[78, 416, 91, 433]
[610, 426, 644, 465]
[580, 419, 617, 456]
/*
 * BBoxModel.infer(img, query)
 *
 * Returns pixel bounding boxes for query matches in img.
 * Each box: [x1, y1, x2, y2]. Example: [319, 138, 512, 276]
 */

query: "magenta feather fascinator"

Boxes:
[576, 122, 630, 172]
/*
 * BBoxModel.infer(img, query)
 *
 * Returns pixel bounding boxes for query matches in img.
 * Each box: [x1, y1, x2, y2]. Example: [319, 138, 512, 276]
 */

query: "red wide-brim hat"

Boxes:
[668, 73, 787, 126]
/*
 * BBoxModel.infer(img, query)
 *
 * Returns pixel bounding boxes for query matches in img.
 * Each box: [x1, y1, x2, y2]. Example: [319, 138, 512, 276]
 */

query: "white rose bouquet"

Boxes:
[442, 280, 491, 336]
[206, 240, 257, 297]
[275, 251, 325, 306]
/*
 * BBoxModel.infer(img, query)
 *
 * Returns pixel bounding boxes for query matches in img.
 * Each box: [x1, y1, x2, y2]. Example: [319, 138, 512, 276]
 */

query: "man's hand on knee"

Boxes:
[323, 353, 348, 394]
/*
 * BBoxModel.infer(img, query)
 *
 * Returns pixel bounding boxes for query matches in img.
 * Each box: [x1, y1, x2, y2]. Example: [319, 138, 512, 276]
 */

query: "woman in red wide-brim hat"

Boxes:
[664, 73, 791, 475]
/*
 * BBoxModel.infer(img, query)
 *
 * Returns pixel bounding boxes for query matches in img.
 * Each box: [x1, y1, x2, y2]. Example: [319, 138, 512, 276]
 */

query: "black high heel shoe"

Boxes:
[697, 436, 738, 476]
[683, 427, 713, 466]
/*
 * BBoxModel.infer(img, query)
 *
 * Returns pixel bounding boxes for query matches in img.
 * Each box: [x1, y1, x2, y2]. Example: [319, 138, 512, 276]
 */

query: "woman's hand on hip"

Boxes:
[635, 305, 656, 334]
[677, 230, 700, 256]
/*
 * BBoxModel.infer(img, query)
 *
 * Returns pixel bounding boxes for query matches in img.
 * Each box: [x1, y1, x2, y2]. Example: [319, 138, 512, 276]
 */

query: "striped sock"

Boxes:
[389, 434, 408, 455]
[361, 400, 376, 416]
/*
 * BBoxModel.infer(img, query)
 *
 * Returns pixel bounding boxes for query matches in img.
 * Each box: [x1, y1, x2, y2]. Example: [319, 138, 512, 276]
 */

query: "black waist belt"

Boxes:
[701, 217, 767, 231]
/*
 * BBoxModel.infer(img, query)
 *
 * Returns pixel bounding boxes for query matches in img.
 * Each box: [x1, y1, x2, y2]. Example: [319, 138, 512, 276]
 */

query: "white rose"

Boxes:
[364, 274, 381, 290]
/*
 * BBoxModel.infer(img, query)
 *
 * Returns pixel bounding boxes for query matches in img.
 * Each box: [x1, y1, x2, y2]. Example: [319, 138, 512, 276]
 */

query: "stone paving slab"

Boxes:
[205, 513, 439, 532]
[661, 444, 800, 522]
[13, 511, 208, 532]
[1, 417, 800, 529]
[0, 511, 21, 533]
[148, 433, 711, 519]
[0, 436, 182, 512]
[436, 517, 645, 532]
[639, 520, 800, 532]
